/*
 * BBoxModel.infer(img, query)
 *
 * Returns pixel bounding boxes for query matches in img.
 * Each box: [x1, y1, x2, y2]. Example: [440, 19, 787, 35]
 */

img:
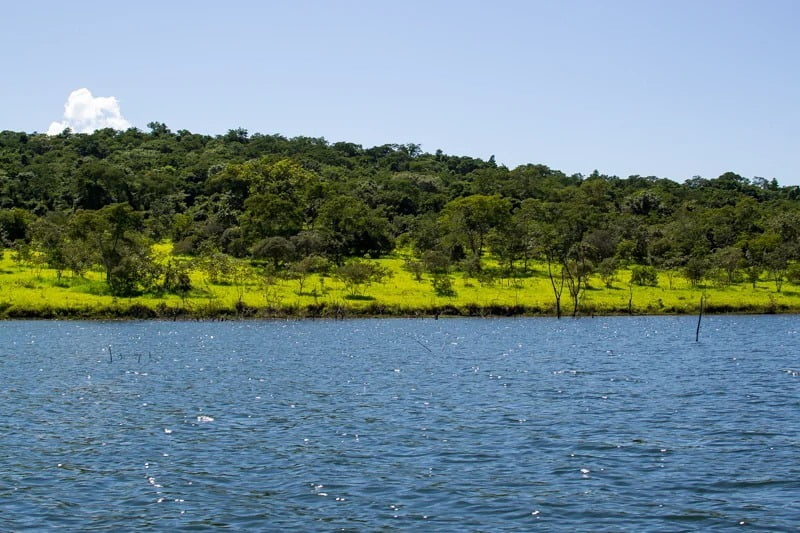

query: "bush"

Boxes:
[683, 256, 709, 287]
[787, 263, 800, 284]
[162, 260, 193, 296]
[288, 255, 330, 294]
[335, 259, 391, 297]
[432, 274, 457, 297]
[422, 250, 450, 274]
[108, 252, 161, 296]
[460, 255, 482, 277]
[172, 235, 198, 255]
[476, 268, 499, 287]
[630, 265, 658, 286]
[402, 258, 425, 282]
[598, 257, 618, 288]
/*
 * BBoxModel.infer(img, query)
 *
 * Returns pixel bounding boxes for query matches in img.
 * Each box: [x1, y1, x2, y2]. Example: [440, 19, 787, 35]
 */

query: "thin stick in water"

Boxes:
[407, 334, 433, 353]
[695, 295, 704, 342]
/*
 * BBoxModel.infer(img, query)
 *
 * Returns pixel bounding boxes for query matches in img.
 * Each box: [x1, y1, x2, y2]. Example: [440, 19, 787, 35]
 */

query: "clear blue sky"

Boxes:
[3, 1, 799, 185]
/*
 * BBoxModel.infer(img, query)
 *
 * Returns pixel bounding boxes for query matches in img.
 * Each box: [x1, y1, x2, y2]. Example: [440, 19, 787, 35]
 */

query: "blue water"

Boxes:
[1, 316, 799, 531]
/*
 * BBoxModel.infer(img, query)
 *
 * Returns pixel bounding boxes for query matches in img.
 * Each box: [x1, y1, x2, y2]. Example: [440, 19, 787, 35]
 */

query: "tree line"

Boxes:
[2, 124, 800, 314]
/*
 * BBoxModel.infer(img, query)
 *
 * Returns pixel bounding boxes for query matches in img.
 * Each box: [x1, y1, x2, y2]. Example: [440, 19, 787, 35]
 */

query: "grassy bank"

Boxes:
[1, 249, 799, 319]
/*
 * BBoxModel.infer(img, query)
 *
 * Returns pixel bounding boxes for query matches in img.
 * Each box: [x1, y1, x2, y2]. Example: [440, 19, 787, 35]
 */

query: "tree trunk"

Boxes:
[546, 258, 565, 319]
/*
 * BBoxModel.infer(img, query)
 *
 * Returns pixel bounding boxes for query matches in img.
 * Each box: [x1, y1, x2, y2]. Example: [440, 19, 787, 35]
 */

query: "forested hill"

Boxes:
[1, 125, 799, 299]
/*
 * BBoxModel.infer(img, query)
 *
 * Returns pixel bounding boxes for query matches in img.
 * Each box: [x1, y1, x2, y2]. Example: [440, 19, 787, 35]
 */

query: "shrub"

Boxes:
[335, 259, 392, 297]
[787, 263, 800, 284]
[288, 255, 330, 294]
[598, 257, 618, 288]
[402, 258, 425, 282]
[162, 260, 193, 296]
[172, 236, 198, 255]
[422, 250, 450, 274]
[683, 256, 709, 287]
[630, 265, 659, 286]
[432, 274, 457, 297]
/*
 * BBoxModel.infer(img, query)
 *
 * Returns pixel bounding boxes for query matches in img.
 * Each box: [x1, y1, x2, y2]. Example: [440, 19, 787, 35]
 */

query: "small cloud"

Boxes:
[47, 88, 131, 135]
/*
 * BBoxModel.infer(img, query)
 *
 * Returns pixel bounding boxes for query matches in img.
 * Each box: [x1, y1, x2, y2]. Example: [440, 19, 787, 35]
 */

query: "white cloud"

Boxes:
[47, 88, 131, 135]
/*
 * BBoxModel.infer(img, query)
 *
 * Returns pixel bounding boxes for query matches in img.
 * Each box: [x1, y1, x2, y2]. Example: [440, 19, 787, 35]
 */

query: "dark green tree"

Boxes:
[316, 196, 393, 263]
[440, 194, 511, 268]
[69, 203, 157, 296]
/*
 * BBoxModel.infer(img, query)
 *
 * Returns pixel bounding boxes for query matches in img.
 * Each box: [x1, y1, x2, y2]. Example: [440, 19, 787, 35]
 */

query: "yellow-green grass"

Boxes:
[1, 248, 798, 319]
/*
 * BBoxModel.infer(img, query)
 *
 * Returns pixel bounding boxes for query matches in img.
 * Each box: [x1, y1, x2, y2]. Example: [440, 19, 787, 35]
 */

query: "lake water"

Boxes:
[1, 316, 799, 531]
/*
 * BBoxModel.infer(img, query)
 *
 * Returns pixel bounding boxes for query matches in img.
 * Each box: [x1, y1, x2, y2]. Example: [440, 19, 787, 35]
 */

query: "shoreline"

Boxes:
[1, 300, 796, 320]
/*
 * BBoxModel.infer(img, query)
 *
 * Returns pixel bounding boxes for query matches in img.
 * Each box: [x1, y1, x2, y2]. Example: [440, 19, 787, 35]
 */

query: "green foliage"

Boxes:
[162, 259, 193, 296]
[200, 251, 246, 285]
[598, 257, 619, 288]
[3, 124, 800, 313]
[287, 255, 330, 294]
[67, 203, 159, 296]
[11, 242, 33, 267]
[108, 252, 160, 296]
[335, 259, 392, 297]
[440, 194, 511, 264]
[422, 250, 451, 274]
[710, 246, 743, 286]
[402, 257, 425, 282]
[683, 256, 709, 287]
[316, 196, 394, 262]
[630, 265, 659, 286]
[0, 208, 33, 243]
[431, 274, 457, 297]
[786, 263, 800, 285]
[252, 236, 295, 269]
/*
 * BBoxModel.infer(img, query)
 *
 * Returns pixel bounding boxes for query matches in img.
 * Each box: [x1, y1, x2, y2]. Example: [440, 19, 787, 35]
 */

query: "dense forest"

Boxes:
[1, 124, 799, 316]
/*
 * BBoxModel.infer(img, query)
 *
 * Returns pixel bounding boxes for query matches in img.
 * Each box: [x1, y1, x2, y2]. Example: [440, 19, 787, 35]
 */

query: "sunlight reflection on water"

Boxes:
[1, 316, 799, 530]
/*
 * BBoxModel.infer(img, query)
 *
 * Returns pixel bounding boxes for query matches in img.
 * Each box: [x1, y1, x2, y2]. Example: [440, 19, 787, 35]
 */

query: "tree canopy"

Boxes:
[1, 126, 799, 302]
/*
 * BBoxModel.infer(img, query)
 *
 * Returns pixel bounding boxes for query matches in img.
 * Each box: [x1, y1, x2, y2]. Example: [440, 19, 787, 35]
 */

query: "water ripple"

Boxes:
[1, 316, 799, 530]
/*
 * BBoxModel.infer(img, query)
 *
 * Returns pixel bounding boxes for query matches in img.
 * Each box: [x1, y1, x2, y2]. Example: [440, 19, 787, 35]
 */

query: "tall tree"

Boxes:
[69, 203, 157, 295]
[440, 194, 511, 268]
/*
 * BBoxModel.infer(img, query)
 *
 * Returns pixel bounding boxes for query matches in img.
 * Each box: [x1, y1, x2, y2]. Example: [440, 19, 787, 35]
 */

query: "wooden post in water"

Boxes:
[695, 295, 704, 342]
[108, 345, 113, 363]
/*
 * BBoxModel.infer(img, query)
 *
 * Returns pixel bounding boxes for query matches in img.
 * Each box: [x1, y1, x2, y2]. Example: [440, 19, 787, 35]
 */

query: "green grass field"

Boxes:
[1, 247, 798, 319]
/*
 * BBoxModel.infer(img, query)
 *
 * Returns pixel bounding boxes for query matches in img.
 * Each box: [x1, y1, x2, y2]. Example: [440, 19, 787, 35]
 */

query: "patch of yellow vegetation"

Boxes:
[1, 247, 798, 318]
